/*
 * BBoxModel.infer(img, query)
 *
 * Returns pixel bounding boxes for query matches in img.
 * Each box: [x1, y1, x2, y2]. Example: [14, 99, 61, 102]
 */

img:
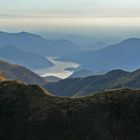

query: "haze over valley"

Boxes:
[1, 0, 140, 140]
[1, 31, 140, 79]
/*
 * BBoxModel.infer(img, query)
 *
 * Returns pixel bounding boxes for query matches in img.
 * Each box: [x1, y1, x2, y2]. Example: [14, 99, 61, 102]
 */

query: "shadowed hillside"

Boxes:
[68, 69, 95, 78]
[0, 60, 47, 85]
[45, 76, 62, 83]
[45, 69, 130, 96]
[1, 81, 140, 140]
[46, 69, 140, 96]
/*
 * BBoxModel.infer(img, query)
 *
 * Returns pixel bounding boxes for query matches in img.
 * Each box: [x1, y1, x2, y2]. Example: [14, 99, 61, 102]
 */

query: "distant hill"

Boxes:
[45, 76, 62, 83]
[68, 69, 95, 78]
[0, 46, 53, 70]
[93, 42, 106, 49]
[0, 60, 47, 85]
[59, 38, 140, 73]
[87, 41, 106, 50]
[1, 80, 140, 140]
[113, 69, 140, 89]
[0, 31, 79, 56]
[45, 69, 133, 96]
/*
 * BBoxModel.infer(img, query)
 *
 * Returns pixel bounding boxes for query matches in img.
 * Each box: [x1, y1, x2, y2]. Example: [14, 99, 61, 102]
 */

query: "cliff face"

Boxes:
[1, 81, 140, 140]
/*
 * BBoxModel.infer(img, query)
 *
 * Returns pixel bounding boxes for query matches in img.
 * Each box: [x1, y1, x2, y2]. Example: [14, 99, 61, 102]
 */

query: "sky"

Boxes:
[0, 0, 140, 17]
[0, 0, 140, 45]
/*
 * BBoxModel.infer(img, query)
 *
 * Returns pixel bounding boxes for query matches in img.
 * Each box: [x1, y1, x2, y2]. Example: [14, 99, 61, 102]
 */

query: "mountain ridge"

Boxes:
[59, 38, 140, 72]
[0, 46, 53, 70]
[68, 69, 95, 78]
[0, 31, 79, 56]
[45, 69, 140, 96]
[1, 80, 140, 140]
[0, 60, 47, 85]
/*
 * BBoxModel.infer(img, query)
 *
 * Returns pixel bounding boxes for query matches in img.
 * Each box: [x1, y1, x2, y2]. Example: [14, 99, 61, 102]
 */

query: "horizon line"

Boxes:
[1, 13, 140, 19]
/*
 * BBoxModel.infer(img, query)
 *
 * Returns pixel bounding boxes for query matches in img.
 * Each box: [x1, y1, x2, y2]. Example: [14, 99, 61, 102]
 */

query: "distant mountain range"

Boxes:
[45, 76, 62, 83]
[45, 69, 140, 96]
[1, 80, 140, 140]
[0, 46, 53, 70]
[59, 38, 140, 73]
[1, 31, 140, 73]
[0, 31, 79, 56]
[87, 41, 106, 50]
[0, 60, 47, 85]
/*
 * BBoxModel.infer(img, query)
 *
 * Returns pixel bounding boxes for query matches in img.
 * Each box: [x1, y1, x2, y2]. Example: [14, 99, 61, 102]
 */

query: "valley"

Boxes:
[35, 57, 80, 79]
[1, 0, 140, 139]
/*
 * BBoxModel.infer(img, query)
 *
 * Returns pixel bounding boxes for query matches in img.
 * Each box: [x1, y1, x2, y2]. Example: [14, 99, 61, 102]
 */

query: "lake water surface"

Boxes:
[35, 57, 80, 79]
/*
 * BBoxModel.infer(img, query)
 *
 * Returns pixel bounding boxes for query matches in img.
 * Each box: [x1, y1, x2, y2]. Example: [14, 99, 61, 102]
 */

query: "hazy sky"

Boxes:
[0, 0, 140, 17]
[1, 0, 140, 45]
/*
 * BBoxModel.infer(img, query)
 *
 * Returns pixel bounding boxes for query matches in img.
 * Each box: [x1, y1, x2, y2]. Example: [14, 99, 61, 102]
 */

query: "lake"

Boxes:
[35, 57, 80, 79]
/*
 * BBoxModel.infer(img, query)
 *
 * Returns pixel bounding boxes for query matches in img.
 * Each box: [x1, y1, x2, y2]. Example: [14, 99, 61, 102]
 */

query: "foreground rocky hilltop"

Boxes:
[1, 80, 140, 140]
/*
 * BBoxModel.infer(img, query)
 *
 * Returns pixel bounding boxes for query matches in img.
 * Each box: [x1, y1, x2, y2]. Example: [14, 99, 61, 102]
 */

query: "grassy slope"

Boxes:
[1, 81, 140, 140]
[0, 60, 47, 85]
[0, 72, 5, 80]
